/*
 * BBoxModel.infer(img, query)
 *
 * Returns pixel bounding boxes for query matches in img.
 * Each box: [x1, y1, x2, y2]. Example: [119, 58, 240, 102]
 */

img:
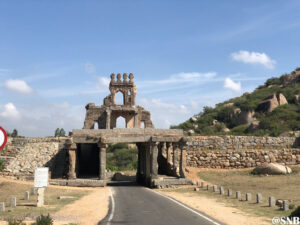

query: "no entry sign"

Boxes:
[0, 126, 7, 150]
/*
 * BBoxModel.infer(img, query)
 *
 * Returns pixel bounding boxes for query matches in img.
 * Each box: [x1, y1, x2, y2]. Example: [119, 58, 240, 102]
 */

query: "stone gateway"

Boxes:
[64, 73, 188, 187]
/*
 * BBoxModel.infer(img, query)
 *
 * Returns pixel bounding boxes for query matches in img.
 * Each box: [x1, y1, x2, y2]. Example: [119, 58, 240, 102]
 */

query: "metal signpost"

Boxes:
[34, 167, 49, 207]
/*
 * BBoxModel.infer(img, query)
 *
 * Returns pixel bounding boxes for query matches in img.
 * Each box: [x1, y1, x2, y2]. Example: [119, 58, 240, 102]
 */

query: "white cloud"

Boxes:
[171, 72, 216, 80]
[4, 79, 33, 94]
[224, 78, 242, 92]
[0, 103, 20, 120]
[85, 62, 96, 74]
[231, 50, 276, 69]
[96, 77, 110, 90]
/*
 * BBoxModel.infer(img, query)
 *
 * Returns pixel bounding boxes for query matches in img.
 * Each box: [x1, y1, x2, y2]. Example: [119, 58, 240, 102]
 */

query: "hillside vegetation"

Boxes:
[171, 68, 300, 136]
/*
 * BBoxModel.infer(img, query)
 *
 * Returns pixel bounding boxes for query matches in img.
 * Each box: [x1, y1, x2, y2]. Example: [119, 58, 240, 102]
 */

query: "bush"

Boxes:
[107, 144, 138, 171]
[8, 219, 25, 225]
[0, 159, 4, 171]
[289, 206, 300, 218]
[32, 214, 53, 225]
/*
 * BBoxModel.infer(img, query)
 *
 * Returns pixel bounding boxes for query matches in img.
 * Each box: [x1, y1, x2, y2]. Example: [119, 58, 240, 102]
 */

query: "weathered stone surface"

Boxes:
[269, 196, 276, 207]
[188, 130, 195, 136]
[257, 93, 288, 113]
[282, 200, 289, 211]
[256, 193, 262, 203]
[252, 163, 292, 175]
[10, 197, 16, 207]
[0, 202, 5, 212]
[25, 191, 30, 200]
[246, 193, 252, 201]
[190, 117, 197, 122]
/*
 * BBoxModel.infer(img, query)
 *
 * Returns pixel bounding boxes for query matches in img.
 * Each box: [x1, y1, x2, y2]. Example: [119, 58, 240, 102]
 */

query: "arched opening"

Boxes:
[140, 121, 145, 128]
[115, 91, 124, 105]
[94, 122, 99, 129]
[116, 116, 126, 128]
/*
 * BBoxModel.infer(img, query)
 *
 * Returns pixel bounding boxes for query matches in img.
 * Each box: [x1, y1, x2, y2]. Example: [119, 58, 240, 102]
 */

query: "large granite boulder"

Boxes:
[257, 93, 288, 113]
[252, 163, 292, 175]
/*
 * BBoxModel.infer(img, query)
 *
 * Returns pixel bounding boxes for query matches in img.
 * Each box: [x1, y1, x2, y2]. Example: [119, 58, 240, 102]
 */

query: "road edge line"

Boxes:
[107, 188, 115, 225]
[146, 188, 223, 225]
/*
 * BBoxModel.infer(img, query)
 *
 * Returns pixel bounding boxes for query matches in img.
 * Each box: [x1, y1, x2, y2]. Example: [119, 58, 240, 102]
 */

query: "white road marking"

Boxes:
[146, 188, 222, 225]
[107, 188, 115, 225]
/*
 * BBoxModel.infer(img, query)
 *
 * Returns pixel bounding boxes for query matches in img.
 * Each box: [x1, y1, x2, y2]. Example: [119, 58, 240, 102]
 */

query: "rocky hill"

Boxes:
[171, 68, 300, 137]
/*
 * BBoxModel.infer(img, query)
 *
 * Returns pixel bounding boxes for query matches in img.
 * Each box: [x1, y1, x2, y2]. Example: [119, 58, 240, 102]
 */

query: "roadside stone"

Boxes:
[227, 189, 232, 197]
[256, 193, 262, 203]
[25, 191, 30, 200]
[201, 182, 205, 188]
[269, 197, 276, 207]
[220, 186, 224, 195]
[213, 185, 218, 192]
[10, 197, 16, 207]
[58, 196, 76, 199]
[282, 200, 289, 211]
[0, 202, 5, 212]
[194, 187, 200, 192]
[236, 191, 241, 199]
[206, 184, 210, 190]
[246, 193, 252, 201]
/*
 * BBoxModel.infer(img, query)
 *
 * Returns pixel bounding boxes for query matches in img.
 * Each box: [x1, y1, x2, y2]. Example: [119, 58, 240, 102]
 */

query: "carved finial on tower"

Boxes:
[129, 73, 134, 83]
[117, 73, 121, 83]
[110, 73, 115, 83]
[123, 73, 128, 83]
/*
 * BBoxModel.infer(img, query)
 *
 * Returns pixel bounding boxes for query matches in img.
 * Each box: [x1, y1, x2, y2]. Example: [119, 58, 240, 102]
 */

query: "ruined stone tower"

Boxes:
[83, 73, 154, 129]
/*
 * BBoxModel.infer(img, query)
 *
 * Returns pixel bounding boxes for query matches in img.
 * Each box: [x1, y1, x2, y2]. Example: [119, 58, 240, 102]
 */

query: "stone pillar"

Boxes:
[150, 141, 159, 179]
[10, 197, 16, 208]
[179, 145, 187, 178]
[98, 142, 107, 180]
[68, 144, 77, 179]
[134, 112, 139, 128]
[145, 143, 151, 186]
[172, 143, 180, 177]
[166, 142, 173, 168]
[106, 110, 111, 129]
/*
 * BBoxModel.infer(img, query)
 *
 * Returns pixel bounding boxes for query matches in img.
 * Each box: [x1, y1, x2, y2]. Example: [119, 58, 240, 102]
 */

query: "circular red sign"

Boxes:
[0, 126, 8, 150]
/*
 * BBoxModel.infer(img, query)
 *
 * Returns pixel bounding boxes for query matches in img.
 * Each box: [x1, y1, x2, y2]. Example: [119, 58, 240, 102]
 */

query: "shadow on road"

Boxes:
[107, 181, 140, 187]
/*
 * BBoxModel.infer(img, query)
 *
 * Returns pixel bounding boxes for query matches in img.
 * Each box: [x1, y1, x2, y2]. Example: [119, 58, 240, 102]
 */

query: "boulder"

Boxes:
[237, 110, 255, 125]
[295, 95, 299, 103]
[188, 129, 195, 136]
[222, 127, 230, 133]
[252, 163, 292, 175]
[224, 102, 234, 107]
[112, 172, 136, 181]
[247, 120, 260, 132]
[257, 93, 288, 113]
[211, 119, 218, 126]
[190, 117, 197, 122]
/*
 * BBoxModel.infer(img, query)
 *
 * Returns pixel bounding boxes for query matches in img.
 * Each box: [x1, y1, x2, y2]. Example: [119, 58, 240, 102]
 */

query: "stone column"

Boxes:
[134, 112, 139, 128]
[172, 143, 180, 177]
[150, 141, 159, 179]
[145, 143, 151, 186]
[67, 144, 77, 179]
[106, 110, 111, 129]
[179, 145, 187, 178]
[98, 142, 107, 180]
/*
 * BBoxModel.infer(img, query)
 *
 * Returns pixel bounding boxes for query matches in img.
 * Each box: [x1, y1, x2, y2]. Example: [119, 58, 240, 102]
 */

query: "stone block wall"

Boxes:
[0, 137, 66, 178]
[186, 136, 300, 169]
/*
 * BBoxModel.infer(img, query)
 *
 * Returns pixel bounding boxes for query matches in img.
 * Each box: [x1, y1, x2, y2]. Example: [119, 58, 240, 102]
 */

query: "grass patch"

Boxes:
[163, 166, 300, 220]
[0, 181, 89, 221]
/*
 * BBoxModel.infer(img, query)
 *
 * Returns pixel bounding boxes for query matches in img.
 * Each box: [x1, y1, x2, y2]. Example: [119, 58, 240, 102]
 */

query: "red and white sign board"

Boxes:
[0, 126, 7, 150]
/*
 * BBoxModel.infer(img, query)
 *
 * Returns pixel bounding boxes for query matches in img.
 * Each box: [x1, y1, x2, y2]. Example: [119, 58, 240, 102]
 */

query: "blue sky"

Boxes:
[0, 1, 300, 137]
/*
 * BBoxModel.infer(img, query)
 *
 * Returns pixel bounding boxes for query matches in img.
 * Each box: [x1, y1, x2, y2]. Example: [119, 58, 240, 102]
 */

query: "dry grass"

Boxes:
[174, 165, 300, 219]
[0, 180, 89, 221]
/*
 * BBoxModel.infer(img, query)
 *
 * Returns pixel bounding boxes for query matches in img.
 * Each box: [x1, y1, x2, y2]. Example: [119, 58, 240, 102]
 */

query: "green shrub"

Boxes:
[0, 159, 4, 171]
[107, 144, 138, 171]
[289, 206, 300, 218]
[32, 214, 53, 225]
[8, 219, 25, 225]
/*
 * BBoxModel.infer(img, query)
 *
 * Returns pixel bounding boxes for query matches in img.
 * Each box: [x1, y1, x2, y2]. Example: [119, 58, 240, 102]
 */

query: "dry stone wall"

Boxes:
[186, 136, 300, 168]
[0, 137, 66, 178]
[0, 135, 299, 177]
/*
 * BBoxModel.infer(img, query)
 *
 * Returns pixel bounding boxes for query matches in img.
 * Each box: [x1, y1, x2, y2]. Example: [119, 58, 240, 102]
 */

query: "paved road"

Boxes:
[99, 182, 224, 225]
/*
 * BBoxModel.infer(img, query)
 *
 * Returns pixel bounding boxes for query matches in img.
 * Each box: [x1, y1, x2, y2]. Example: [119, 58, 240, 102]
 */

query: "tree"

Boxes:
[11, 129, 18, 137]
[54, 128, 60, 137]
[59, 128, 66, 137]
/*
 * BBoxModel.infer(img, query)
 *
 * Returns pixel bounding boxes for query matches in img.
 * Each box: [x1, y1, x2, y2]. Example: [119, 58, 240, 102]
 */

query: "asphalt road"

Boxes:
[99, 182, 225, 225]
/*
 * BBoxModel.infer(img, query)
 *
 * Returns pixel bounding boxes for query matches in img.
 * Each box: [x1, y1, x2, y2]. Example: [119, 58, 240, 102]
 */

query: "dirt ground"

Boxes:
[159, 189, 270, 225]
[0, 177, 109, 225]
